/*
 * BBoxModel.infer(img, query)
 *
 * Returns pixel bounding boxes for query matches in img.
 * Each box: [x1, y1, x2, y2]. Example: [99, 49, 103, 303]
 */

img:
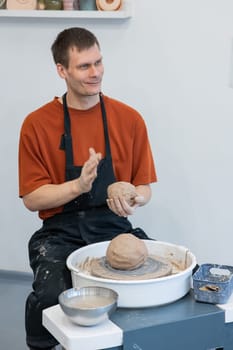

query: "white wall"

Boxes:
[1, 0, 233, 272]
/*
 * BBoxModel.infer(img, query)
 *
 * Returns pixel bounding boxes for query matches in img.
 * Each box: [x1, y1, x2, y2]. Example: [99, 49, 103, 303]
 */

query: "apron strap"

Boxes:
[62, 93, 74, 167]
[99, 93, 112, 161]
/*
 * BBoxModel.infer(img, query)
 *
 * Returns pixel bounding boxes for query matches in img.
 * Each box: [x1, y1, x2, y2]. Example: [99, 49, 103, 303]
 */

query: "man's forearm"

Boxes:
[22, 178, 83, 212]
[135, 184, 152, 206]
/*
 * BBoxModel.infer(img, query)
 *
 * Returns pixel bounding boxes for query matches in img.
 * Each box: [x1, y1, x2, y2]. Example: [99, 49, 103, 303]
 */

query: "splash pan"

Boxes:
[67, 240, 196, 308]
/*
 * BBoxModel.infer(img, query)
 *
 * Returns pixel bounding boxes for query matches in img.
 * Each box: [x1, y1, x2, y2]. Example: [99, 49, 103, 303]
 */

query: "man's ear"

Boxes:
[56, 63, 66, 79]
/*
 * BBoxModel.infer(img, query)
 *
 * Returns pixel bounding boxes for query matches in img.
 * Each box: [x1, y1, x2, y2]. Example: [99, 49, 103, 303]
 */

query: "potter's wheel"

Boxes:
[67, 240, 197, 308]
[90, 256, 173, 280]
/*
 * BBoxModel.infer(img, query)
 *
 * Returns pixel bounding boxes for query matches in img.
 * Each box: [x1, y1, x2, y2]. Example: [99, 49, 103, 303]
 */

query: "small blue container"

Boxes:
[193, 263, 233, 304]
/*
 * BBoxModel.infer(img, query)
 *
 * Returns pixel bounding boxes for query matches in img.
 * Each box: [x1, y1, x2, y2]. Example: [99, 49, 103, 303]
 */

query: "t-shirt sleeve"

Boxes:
[18, 117, 51, 197]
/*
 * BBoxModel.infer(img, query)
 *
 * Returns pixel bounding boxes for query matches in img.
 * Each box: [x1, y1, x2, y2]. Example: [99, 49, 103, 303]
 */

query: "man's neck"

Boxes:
[59, 92, 100, 110]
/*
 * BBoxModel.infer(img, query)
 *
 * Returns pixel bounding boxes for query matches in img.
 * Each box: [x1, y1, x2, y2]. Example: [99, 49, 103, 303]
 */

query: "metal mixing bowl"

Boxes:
[58, 286, 118, 326]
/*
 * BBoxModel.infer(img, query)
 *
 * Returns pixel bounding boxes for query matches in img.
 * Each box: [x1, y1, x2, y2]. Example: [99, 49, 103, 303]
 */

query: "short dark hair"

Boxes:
[51, 27, 100, 68]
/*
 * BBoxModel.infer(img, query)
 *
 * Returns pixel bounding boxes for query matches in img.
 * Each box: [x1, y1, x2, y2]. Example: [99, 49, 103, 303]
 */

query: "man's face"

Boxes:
[58, 44, 104, 97]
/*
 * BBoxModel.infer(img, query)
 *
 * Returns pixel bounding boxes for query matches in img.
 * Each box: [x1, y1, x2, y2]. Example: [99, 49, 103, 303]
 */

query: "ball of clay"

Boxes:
[106, 233, 148, 270]
[107, 181, 137, 206]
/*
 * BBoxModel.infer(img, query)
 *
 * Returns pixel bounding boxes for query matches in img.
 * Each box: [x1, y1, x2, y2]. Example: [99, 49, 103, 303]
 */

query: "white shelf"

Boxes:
[0, 0, 132, 18]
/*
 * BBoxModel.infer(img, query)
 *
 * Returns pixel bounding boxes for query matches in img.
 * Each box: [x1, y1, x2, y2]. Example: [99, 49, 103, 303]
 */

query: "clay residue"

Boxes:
[76, 253, 186, 281]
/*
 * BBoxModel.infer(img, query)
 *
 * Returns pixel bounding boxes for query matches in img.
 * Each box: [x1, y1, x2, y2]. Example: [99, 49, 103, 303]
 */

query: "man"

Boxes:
[18, 27, 157, 350]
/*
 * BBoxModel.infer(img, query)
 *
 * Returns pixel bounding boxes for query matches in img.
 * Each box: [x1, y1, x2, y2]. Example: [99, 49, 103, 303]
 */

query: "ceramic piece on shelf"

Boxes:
[62, 0, 73, 10]
[6, 0, 37, 9]
[79, 0, 97, 10]
[44, 0, 62, 9]
[73, 0, 78, 9]
[96, 0, 121, 11]
[37, 0, 45, 9]
[0, 0, 6, 9]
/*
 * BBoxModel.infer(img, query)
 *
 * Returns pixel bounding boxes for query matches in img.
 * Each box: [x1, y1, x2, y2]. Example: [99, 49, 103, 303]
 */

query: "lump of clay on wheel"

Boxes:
[107, 181, 137, 206]
[106, 233, 148, 270]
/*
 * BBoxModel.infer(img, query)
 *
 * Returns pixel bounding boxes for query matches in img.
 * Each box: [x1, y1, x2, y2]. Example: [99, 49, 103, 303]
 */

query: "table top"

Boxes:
[111, 290, 224, 331]
[43, 290, 233, 350]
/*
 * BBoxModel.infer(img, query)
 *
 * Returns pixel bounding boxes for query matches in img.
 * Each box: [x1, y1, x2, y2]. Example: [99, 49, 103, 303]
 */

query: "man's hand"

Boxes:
[22, 147, 102, 212]
[78, 147, 102, 193]
[107, 184, 152, 217]
[107, 195, 145, 217]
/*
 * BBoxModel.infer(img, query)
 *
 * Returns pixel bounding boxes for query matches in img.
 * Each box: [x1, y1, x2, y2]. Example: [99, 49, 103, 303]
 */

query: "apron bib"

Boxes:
[62, 92, 116, 211]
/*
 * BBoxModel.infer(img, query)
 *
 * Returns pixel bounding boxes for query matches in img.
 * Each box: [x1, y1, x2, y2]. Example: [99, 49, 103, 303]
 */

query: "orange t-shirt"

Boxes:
[18, 95, 157, 220]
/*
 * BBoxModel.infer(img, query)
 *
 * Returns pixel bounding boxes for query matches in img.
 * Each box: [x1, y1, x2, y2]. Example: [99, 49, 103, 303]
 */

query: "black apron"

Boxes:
[52, 92, 141, 243]
[25, 93, 149, 349]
